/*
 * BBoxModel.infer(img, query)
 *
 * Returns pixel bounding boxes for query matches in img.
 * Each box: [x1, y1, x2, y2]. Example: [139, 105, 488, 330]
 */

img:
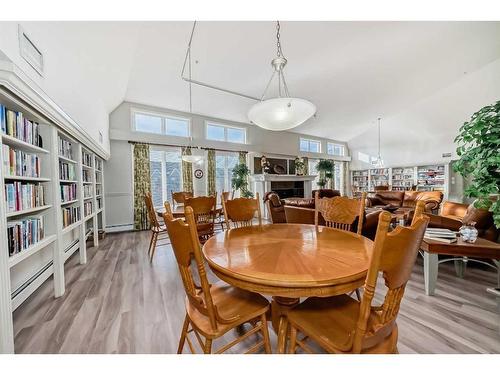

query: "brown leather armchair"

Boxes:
[263, 192, 287, 223]
[426, 200, 499, 242]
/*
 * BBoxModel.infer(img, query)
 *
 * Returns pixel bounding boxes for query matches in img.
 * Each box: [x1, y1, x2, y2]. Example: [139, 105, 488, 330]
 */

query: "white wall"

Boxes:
[105, 101, 350, 230]
[348, 58, 500, 170]
[0, 22, 140, 154]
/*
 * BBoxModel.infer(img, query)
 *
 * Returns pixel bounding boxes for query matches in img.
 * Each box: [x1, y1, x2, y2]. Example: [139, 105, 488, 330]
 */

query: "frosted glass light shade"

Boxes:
[248, 97, 316, 131]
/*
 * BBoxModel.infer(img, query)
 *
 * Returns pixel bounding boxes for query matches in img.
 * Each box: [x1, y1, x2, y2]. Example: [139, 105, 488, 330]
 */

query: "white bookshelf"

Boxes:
[0, 87, 106, 353]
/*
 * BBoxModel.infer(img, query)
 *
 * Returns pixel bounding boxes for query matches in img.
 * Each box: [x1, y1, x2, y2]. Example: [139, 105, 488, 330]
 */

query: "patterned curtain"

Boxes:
[303, 156, 309, 175]
[343, 161, 349, 196]
[207, 149, 216, 196]
[238, 151, 247, 166]
[133, 143, 151, 230]
[181, 147, 194, 193]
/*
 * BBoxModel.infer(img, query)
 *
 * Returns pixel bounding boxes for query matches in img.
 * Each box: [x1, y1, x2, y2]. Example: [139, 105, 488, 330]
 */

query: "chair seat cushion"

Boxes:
[186, 282, 269, 338]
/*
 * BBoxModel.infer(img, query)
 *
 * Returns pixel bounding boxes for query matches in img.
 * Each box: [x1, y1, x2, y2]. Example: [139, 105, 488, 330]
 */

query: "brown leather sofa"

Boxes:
[264, 191, 380, 240]
[426, 200, 499, 242]
[365, 190, 443, 213]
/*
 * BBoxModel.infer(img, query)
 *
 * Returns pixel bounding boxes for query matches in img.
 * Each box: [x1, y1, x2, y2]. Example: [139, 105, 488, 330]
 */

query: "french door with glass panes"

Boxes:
[150, 147, 183, 208]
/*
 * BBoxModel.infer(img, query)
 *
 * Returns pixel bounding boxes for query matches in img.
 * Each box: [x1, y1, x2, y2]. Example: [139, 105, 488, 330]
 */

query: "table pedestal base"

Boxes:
[271, 296, 299, 353]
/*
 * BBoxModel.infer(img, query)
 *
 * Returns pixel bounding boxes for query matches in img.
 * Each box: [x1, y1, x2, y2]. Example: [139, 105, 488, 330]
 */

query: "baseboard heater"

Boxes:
[106, 223, 134, 233]
[64, 239, 80, 262]
[11, 261, 53, 310]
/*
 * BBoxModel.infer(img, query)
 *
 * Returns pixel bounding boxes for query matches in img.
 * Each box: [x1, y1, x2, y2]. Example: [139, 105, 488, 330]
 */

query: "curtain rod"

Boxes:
[127, 140, 249, 154]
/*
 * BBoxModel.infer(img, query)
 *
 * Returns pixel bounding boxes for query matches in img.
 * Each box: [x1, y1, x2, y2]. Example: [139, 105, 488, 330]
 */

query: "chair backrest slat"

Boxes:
[315, 192, 366, 235]
[222, 192, 262, 229]
[352, 210, 429, 352]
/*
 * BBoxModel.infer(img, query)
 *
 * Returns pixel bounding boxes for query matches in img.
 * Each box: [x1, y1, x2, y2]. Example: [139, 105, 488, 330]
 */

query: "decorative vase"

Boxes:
[459, 222, 478, 243]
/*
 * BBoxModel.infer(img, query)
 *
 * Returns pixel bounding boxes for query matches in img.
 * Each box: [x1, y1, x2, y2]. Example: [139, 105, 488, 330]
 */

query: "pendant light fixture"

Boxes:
[373, 117, 384, 168]
[248, 21, 316, 131]
[182, 37, 203, 164]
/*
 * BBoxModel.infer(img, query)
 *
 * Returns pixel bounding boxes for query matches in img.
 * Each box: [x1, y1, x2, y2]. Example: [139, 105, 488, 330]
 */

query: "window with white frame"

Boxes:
[327, 142, 345, 156]
[206, 122, 246, 144]
[215, 151, 239, 194]
[133, 110, 190, 137]
[150, 148, 183, 208]
[308, 159, 344, 193]
[299, 138, 321, 153]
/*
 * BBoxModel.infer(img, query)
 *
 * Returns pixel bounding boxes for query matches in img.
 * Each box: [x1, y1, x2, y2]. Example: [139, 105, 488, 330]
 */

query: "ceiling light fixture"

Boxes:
[180, 21, 316, 132]
[372, 117, 384, 168]
[248, 21, 316, 131]
[182, 36, 203, 164]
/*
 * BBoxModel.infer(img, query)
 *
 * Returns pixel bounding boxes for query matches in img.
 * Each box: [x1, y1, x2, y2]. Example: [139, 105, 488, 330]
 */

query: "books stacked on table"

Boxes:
[6, 216, 45, 256]
[424, 228, 457, 243]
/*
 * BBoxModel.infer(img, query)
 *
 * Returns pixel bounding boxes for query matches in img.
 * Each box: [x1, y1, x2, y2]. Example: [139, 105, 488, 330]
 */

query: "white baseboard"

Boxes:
[106, 224, 134, 233]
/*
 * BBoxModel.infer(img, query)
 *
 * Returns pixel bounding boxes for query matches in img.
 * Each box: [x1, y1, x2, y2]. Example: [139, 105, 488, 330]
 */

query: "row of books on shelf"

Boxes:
[4, 182, 45, 213]
[82, 169, 92, 182]
[7, 215, 45, 256]
[95, 185, 102, 195]
[97, 197, 103, 209]
[83, 185, 93, 198]
[0, 105, 44, 148]
[59, 161, 76, 181]
[61, 184, 77, 202]
[84, 201, 93, 217]
[2, 145, 41, 178]
[95, 159, 102, 171]
[82, 151, 93, 167]
[62, 206, 80, 227]
[58, 137, 73, 160]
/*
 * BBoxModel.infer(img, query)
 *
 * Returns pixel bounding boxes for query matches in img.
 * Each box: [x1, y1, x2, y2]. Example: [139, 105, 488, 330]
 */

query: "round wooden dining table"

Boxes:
[202, 223, 373, 352]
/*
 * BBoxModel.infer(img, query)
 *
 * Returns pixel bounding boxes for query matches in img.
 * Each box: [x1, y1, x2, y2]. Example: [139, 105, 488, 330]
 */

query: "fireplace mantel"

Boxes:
[250, 174, 317, 219]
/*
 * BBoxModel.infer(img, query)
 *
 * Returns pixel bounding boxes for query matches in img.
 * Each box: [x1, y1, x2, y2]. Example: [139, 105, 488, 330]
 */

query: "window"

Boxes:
[327, 142, 345, 156]
[150, 148, 183, 208]
[133, 110, 190, 137]
[206, 122, 246, 144]
[308, 159, 344, 193]
[299, 138, 321, 153]
[215, 152, 239, 194]
[308, 159, 320, 190]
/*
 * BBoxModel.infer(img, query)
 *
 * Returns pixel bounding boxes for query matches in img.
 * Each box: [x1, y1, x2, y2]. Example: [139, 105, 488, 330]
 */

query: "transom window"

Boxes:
[299, 138, 321, 153]
[206, 122, 246, 144]
[133, 110, 190, 137]
[327, 142, 345, 156]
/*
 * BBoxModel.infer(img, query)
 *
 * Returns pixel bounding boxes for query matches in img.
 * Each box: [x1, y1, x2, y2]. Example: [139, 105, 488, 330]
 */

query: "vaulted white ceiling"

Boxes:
[124, 21, 500, 141]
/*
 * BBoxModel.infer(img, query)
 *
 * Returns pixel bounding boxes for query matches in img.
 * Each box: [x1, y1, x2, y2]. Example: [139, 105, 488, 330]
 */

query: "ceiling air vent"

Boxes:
[18, 25, 44, 76]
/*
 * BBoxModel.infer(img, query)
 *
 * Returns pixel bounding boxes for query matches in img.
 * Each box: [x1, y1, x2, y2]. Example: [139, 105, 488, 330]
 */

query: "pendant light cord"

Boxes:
[276, 21, 284, 58]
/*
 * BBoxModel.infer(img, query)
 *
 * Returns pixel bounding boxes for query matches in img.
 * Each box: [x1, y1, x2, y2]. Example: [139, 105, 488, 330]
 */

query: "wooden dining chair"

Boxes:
[279, 210, 429, 354]
[163, 206, 272, 354]
[171, 191, 193, 208]
[144, 192, 169, 262]
[315, 191, 367, 235]
[222, 192, 262, 229]
[411, 200, 426, 226]
[184, 195, 216, 243]
[216, 191, 231, 230]
[164, 200, 173, 217]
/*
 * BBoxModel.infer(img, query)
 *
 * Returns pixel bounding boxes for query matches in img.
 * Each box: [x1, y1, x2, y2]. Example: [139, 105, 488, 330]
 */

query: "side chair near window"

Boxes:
[184, 195, 216, 243]
[314, 191, 367, 234]
[222, 192, 262, 229]
[278, 209, 430, 354]
[144, 192, 169, 262]
[216, 191, 231, 230]
[171, 190, 193, 208]
[163, 206, 272, 354]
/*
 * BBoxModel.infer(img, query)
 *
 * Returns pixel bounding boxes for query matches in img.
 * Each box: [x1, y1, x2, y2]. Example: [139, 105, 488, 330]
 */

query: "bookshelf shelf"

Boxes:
[58, 155, 77, 164]
[4, 176, 51, 182]
[84, 214, 94, 221]
[62, 220, 82, 234]
[82, 181, 93, 185]
[1, 134, 49, 154]
[5, 205, 52, 218]
[60, 199, 79, 206]
[8, 235, 57, 268]
[84, 196, 94, 200]
[60, 179, 78, 183]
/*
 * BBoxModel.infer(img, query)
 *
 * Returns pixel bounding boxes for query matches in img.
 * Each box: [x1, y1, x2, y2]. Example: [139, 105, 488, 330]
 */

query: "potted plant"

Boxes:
[454, 100, 500, 228]
[316, 159, 335, 189]
[231, 163, 254, 198]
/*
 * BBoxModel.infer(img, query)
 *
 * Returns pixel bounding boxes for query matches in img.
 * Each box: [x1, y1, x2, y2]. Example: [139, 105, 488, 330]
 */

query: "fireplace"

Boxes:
[270, 181, 304, 199]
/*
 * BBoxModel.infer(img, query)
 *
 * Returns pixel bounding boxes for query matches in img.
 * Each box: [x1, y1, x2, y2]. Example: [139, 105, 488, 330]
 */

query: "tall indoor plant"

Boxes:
[315, 159, 335, 189]
[231, 163, 254, 198]
[454, 100, 500, 228]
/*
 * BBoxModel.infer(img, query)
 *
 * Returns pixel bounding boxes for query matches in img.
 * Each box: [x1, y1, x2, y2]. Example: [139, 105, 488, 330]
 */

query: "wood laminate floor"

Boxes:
[13, 230, 500, 354]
